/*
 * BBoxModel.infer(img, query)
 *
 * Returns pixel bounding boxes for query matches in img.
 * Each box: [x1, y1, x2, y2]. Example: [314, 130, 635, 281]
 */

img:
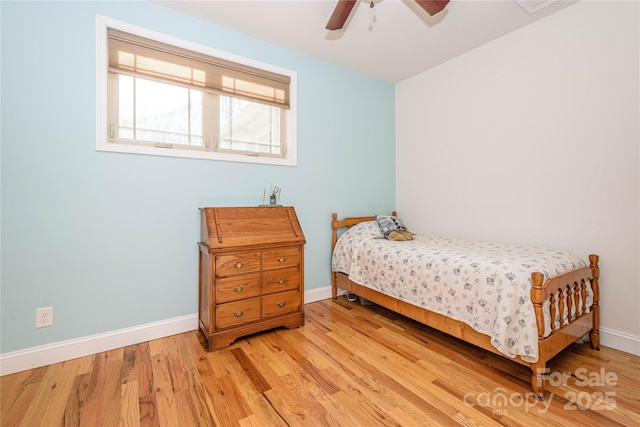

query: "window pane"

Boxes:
[135, 78, 188, 144]
[118, 76, 203, 147]
[219, 96, 280, 154]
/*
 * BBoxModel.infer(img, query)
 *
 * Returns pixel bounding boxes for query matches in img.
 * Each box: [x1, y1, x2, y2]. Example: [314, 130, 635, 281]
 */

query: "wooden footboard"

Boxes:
[330, 212, 600, 400]
[530, 255, 600, 398]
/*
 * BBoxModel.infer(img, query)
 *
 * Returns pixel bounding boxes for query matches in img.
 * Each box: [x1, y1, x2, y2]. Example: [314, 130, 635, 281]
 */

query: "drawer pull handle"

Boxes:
[276, 278, 287, 285]
[277, 256, 287, 263]
[233, 262, 245, 269]
[277, 301, 286, 308]
[233, 286, 245, 293]
[233, 310, 245, 318]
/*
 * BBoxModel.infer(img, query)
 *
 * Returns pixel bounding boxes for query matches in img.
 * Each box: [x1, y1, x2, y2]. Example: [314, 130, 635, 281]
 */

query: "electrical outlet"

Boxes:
[36, 307, 53, 328]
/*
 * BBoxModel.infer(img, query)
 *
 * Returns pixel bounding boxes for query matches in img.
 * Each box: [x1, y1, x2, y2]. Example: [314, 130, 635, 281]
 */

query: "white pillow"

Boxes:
[344, 220, 384, 239]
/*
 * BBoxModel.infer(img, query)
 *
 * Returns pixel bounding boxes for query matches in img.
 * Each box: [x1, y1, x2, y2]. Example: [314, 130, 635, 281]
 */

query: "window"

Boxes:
[96, 16, 297, 166]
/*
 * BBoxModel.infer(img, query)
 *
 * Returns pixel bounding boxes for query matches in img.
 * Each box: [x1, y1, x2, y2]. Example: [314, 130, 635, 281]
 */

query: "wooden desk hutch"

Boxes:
[198, 206, 306, 351]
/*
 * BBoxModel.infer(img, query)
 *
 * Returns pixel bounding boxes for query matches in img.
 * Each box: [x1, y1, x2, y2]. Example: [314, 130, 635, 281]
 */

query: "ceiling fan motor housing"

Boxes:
[326, 0, 449, 30]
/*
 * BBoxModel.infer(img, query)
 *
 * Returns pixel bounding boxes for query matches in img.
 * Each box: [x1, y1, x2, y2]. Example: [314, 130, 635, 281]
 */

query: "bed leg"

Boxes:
[589, 254, 600, 351]
[531, 364, 546, 401]
[590, 330, 600, 351]
[331, 272, 338, 300]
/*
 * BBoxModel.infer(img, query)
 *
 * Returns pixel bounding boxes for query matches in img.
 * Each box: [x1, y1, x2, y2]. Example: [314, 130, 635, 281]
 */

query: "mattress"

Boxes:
[332, 221, 589, 362]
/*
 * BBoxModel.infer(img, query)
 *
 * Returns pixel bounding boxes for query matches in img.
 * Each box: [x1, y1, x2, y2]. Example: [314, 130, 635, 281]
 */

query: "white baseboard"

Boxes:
[600, 326, 640, 357]
[0, 313, 199, 376]
[0, 287, 334, 376]
[304, 285, 333, 303]
[2, 286, 637, 376]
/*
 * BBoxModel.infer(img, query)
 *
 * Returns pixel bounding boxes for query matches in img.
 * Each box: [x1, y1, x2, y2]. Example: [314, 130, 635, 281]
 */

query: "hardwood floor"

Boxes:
[2, 297, 639, 426]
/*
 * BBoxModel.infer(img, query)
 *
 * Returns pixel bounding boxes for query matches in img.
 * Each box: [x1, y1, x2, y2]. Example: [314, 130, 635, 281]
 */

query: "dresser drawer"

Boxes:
[262, 267, 300, 294]
[216, 273, 260, 304]
[262, 290, 300, 318]
[215, 297, 261, 329]
[262, 247, 300, 271]
[215, 252, 260, 277]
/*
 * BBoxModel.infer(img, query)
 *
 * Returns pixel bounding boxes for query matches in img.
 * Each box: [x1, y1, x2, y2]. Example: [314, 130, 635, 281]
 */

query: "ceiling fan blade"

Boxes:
[414, 0, 449, 16]
[326, 0, 357, 30]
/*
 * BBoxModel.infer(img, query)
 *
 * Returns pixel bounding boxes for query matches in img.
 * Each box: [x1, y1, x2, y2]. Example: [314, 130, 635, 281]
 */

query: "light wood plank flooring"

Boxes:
[2, 297, 639, 426]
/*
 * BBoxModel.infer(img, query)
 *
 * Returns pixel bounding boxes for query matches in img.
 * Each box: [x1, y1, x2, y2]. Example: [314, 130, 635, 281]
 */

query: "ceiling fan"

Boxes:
[326, 0, 449, 30]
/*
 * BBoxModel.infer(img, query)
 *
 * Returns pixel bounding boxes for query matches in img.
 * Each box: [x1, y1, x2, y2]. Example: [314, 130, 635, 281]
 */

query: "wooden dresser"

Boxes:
[198, 206, 306, 351]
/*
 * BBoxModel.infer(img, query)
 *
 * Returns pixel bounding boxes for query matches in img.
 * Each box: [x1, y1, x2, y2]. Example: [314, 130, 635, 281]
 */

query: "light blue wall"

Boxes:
[0, 1, 395, 353]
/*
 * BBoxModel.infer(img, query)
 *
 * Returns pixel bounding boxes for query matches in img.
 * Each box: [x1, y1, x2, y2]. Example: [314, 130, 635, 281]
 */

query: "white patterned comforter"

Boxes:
[332, 221, 588, 362]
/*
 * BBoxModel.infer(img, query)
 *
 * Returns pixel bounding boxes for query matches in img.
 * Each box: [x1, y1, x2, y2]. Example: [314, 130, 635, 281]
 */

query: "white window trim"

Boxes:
[95, 15, 297, 166]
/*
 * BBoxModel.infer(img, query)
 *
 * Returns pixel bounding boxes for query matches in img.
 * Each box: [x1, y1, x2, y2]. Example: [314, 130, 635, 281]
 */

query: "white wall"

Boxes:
[396, 1, 639, 354]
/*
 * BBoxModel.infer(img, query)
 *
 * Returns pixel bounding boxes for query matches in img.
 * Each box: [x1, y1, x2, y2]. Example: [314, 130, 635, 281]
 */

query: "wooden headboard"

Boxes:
[331, 212, 397, 252]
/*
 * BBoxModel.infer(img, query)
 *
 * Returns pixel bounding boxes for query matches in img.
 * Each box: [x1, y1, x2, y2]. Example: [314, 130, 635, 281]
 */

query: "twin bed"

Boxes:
[330, 213, 600, 400]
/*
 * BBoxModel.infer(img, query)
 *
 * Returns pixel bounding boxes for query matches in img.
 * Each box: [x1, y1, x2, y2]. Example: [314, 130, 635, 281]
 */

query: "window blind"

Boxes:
[107, 28, 290, 109]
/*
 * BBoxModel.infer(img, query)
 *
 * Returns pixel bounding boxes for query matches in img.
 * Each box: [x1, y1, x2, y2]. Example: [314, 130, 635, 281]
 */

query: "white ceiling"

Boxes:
[155, 0, 578, 83]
